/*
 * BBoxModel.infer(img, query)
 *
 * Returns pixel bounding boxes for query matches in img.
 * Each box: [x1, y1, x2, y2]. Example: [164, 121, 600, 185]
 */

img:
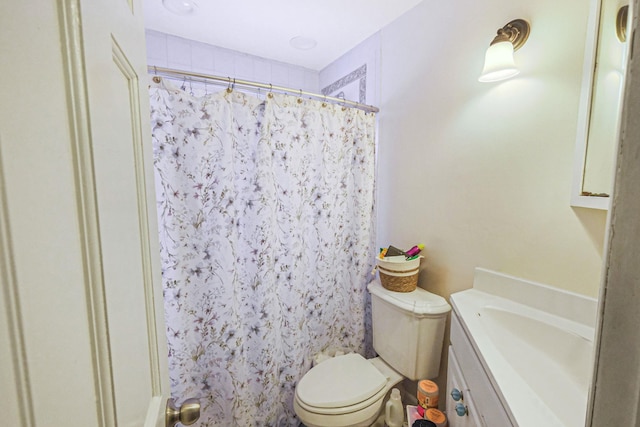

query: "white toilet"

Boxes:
[294, 280, 451, 427]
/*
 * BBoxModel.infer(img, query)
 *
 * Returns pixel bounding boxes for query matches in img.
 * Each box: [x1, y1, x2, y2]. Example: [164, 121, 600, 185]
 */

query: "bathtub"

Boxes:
[450, 268, 597, 427]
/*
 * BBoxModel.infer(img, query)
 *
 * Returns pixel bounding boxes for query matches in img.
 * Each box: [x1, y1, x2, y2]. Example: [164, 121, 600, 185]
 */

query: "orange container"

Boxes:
[417, 379, 439, 409]
[425, 408, 448, 427]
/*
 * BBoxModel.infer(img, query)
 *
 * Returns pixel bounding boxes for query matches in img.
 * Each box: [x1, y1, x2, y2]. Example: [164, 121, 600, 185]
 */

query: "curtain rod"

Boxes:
[148, 66, 379, 113]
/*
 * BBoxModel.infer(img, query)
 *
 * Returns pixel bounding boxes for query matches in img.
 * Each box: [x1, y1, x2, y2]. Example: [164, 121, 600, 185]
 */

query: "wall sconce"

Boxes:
[479, 19, 531, 83]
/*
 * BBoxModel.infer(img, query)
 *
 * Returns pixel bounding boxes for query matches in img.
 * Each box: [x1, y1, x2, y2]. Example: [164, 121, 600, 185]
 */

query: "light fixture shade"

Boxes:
[478, 41, 519, 82]
[289, 36, 318, 50]
[163, 0, 198, 15]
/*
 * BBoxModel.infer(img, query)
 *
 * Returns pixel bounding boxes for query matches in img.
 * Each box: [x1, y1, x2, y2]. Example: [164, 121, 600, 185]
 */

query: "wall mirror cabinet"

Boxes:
[572, 0, 632, 209]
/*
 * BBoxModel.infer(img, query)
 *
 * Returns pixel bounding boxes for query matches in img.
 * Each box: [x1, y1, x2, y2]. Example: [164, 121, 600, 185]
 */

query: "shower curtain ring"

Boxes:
[268, 83, 273, 99]
[297, 89, 303, 103]
[227, 77, 233, 93]
[152, 66, 161, 84]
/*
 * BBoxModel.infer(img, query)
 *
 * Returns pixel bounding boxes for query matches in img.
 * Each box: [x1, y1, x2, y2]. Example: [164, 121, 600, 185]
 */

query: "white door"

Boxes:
[0, 1, 195, 426]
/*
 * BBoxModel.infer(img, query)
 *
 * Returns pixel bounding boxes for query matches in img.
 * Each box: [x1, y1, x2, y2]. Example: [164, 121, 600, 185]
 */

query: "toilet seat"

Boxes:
[295, 353, 388, 415]
[295, 381, 388, 416]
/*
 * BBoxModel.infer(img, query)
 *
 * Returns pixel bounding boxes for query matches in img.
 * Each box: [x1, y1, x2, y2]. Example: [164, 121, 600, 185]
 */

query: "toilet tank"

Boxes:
[367, 280, 451, 380]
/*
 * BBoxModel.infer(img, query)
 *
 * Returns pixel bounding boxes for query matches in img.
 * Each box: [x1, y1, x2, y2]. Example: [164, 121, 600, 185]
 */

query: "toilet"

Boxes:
[294, 280, 451, 427]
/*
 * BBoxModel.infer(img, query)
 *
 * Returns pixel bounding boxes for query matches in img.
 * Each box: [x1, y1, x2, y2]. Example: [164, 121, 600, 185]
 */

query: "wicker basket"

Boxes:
[376, 255, 421, 292]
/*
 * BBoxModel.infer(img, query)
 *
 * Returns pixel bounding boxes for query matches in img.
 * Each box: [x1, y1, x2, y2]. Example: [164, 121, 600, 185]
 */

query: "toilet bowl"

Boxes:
[294, 280, 451, 427]
[294, 354, 403, 427]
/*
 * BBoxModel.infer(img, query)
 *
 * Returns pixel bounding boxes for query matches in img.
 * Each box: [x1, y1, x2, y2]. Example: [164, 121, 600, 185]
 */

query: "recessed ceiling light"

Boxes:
[162, 0, 198, 15]
[289, 36, 317, 50]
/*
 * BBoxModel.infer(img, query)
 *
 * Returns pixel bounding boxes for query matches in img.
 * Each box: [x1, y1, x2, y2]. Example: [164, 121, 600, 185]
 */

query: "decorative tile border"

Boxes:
[321, 64, 367, 104]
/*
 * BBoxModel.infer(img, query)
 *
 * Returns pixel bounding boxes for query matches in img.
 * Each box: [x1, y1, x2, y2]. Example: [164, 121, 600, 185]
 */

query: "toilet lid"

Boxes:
[296, 353, 387, 408]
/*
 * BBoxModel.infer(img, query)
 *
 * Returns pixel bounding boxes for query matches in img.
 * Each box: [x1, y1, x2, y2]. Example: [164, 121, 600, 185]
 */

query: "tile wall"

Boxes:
[319, 32, 380, 107]
[146, 30, 320, 93]
[145, 28, 383, 110]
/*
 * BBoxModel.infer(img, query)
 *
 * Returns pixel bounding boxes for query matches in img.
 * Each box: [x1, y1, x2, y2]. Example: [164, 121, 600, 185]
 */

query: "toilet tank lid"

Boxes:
[368, 280, 451, 315]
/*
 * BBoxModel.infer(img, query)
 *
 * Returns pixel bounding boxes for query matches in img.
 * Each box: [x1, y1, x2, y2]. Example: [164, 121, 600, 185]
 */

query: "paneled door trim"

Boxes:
[58, 1, 116, 425]
[0, 140, 35, 427]
[111, 36, 163, 395]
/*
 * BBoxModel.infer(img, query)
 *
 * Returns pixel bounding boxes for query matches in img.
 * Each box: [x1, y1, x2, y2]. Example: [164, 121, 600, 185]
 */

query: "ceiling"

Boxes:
[143, 0, 424, 70]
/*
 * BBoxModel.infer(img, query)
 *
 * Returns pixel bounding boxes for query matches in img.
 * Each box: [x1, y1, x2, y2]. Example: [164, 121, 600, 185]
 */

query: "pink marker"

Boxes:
[405, 244, 425, 258]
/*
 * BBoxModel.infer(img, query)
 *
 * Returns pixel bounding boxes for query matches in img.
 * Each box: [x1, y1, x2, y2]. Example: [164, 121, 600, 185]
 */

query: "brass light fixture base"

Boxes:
[617, 5, 629, 42]
[490, 19, 531, 51]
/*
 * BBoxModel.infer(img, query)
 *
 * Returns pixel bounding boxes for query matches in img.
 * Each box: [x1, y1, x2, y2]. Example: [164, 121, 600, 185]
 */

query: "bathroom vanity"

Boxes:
[447, 268, 597, 427]
[447, 312, 513, 426]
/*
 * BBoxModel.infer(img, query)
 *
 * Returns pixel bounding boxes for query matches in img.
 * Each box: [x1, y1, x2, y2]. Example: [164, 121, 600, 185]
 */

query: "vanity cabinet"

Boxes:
[446, 347, 483, 427]
[447, 311, 513, 427]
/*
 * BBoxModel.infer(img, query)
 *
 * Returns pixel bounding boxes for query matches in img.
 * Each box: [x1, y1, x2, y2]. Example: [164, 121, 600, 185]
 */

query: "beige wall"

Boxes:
[376, 0, 608, 300]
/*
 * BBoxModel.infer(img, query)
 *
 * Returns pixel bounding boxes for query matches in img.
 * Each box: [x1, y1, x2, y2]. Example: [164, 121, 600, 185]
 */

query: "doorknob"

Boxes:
[166, 397, 201, 427]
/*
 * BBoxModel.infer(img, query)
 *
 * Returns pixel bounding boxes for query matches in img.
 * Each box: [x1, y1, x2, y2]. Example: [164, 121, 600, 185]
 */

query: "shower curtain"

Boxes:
[149, 79, 377, 426]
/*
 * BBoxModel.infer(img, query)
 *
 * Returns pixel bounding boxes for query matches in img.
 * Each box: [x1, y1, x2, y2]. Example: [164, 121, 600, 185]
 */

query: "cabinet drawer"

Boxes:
[450, 311, 514, 426]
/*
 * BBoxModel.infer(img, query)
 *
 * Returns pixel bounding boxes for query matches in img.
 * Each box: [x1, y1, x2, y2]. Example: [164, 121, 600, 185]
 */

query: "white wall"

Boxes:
[146, 30, 320, 92]
[376, 0, 607, 302]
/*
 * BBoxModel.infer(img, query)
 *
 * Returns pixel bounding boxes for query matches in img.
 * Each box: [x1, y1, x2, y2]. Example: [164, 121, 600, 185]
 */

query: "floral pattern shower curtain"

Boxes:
[149, 80, 377, 426]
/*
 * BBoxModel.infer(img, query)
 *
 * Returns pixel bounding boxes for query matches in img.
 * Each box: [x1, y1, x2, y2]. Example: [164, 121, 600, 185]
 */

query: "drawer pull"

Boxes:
[455, 402, 468, 417]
